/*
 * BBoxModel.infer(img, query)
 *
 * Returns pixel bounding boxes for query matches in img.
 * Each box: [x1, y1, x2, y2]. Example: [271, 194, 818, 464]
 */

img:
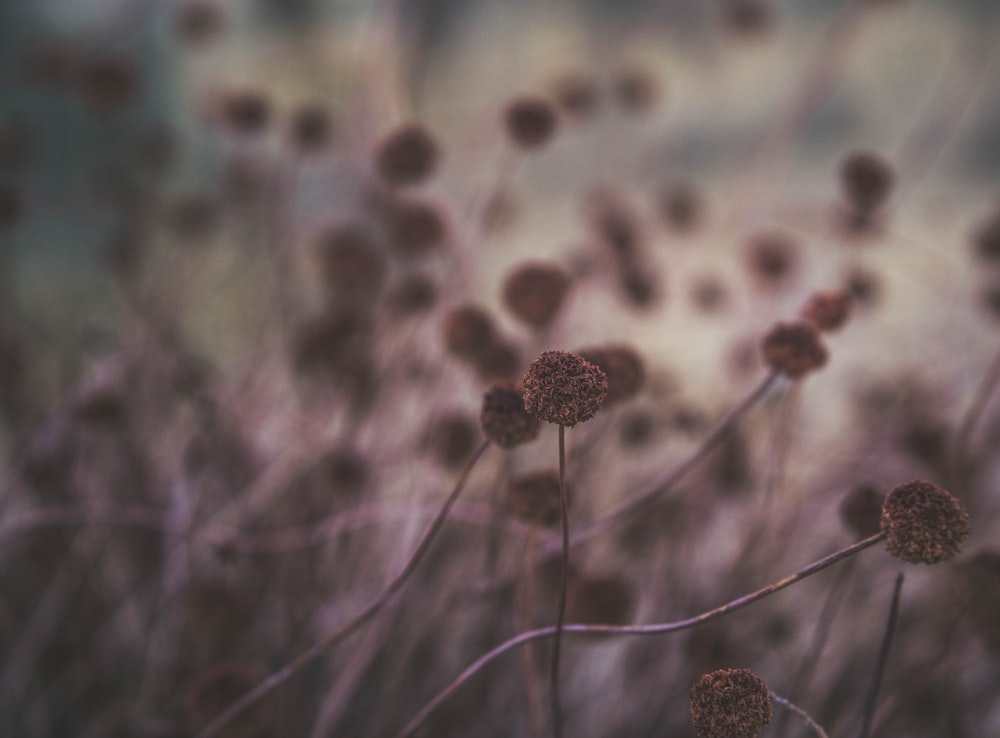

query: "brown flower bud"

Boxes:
[881, 479, 970, 564]
[480, 383, 541, 448]
[507, 469, 565, 527]
[760, 321, 828, 378]
[374, 123, 439, 187]
[575, 345, 645, 404]
[799, 290, 851, 332]
[690, 668, 772, 738]
[522, 350, 608, 426]
[839, 484, 885, 539]
[841, 151, 894, 214]
[504, 96, 558, 150]
[502, 262, 571, 329]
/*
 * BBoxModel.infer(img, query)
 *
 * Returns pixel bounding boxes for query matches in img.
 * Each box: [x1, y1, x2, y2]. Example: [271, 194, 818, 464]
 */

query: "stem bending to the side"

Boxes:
[396, 532, 885, 738]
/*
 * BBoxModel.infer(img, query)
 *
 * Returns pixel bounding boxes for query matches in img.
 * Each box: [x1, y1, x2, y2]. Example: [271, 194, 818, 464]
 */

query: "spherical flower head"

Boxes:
[521, 350, 608, 427]
[504, 96, 558, 150]
[690, 668, 772, 738]
[374, 123, 439, 187]
[760, 321, 828, 378]
[881, 479, 971, 564]
[800, 290, 851, 333]
[575, 345, 645, 404]
[480, 383, 541, 449]
[502, 262, 571, 329]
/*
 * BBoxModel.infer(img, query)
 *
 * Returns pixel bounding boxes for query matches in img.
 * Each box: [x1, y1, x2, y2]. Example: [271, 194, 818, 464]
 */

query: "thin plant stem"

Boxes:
[858, 572, 904, 738]
[550, 424, 569, 738]
[194, 439, 492, 738]
[517, 526, 544, 738]
[395, 533, 885, 738]
[561, 370, 779, 551]
[770, 691, 830, 738]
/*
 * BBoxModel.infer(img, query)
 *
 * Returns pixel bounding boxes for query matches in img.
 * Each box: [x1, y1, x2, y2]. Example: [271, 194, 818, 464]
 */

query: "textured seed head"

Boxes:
[504, 96, 558, 150]
[881, 479, 970, 564]
[480, 383, 541, 449]
[507, 469, 564, 527]
[761, 321, 828, 378]
[522, 350, 607, 426]
[690, 668, 772, 738]
[502, 262, 571, 329]
[800, 290, 851, 332]
[575, 345, 645, 404]
[841, 150, 894, 214]
[374, 124, 439, 187]
[840, 484, 885, 539]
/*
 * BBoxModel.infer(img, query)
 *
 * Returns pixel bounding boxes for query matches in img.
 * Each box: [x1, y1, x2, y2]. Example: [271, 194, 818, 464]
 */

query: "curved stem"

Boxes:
[395, 532, 885, 738]
[550, 424, 569, 738]
[858, 572, 904, 738]
[194, 439, 492, 738]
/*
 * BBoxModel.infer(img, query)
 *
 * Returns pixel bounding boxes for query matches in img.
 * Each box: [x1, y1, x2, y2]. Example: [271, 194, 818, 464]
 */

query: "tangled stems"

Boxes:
[194, 439, 492, 738]
[395, 532, 885, 738]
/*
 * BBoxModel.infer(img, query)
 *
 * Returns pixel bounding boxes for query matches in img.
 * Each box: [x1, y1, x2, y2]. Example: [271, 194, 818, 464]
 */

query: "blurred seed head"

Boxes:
[386, 197, 448, 258]
[575, 344, 645, 404]
[220, 89, 272, 136]
[659, 180, 704, 233]
[374, 123, 440, 187]
[503, 96, 559, 150]
[175, 0, 226, 46]
[844, 266, 882, 309]
[690, 275, 730, 315]
[552, 72, 600, 120]
[480, 382, 541, 449]
[442, 305, 497, 361]
[746, 231, 798, 290]
[501, 261, 571, 329]
[317, 224, 387, 300]
[619, 409, 656, 448]
[881, 479, 970, 564]
[387, 272, 439, 316]
[841, 150, 894, 215]
[760, 321, 828, 378]
[288, 102, 334, 152]
[507, 469, 565, 527]
[690, 668, 772, 738]
[522, 350, 608, 427]
[839, 484, 885, 539]
[799, 290, 851, 332]
[619, 263, 660, 309]
[723, 0, 773, 37]
[165, 193, 222, 242]
[612, 65, 659, 113]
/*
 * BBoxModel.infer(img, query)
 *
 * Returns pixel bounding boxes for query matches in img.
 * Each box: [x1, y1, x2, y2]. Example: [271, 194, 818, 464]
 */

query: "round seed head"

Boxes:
[760, 321, 828, 378]
[504, 96, 558, 150]
[507, 469, 565, 527]
[620, 264, 659, 309]
[521, 350, 608, 427]
[690, 668, 772, 738]
[442, 305, 497, 361]
[575, 345, 645, 404]
[480, 383, 541, 448]
[881, 479, 970, 564]
[288, 102, 333, 152]
[374, 123, 439, 187]
[746, 231, 798, 289]
[800, 290, 851, 332]
[839, 484, 885, 539]
[387, 197, 448, 258]
[841, 150, 894, 214]
[690, 275, 730, 314]
[502, 262, 571, 329]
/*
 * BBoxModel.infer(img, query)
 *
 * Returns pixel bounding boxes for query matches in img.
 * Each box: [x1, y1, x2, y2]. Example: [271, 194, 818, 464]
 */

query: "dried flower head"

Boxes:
[575, 345, 645, 404]
[841, 150, 894, 214]
[881, 479, 970, 564]
[480, 383, 541, 448]
[374, 123, 439, 187]
[387, 197, 448, 258]
[508, 469, 564, 527]
[522, 350, 608, 426]
[504, 96, 558, 150]
[760, 321, 828, 378]
[502, 262, 571, 329]
[690, 668, 772, 738]
[800, 290, 851, 332]
[442, 305, 497, 361]
[840, 484, 885, 539]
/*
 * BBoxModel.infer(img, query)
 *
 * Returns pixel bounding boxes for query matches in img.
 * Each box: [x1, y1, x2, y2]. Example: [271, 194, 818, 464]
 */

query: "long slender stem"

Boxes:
[770, 691, 830, 738]
[550, 425, 569, 738]
[858, 572, 904, 738]
[395, 532, 885, 738]
[194, 439, 492, 738]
